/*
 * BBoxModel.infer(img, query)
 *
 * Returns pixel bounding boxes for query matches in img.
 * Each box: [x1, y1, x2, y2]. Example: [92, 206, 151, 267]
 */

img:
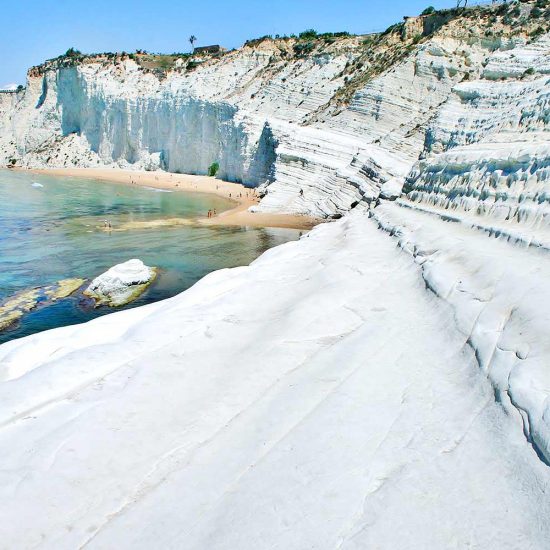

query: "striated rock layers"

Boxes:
[2, 2, 548, 220]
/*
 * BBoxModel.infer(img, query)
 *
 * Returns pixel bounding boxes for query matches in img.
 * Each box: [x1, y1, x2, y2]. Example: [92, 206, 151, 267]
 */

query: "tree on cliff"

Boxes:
[65, 47, 82, 58]
[189, 35, 197, 52]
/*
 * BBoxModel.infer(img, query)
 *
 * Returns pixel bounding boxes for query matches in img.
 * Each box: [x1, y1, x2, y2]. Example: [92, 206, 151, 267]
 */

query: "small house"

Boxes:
[193, 45, 227, 55]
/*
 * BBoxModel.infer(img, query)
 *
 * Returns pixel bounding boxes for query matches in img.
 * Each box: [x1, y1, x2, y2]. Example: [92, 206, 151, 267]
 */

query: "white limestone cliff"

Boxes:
[4, 6, 546, 218]
[2, 2, 550, 547]
[406, 33, 550, 230]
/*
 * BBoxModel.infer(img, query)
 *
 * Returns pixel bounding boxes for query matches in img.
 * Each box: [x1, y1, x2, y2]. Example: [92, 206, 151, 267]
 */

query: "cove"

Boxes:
[0, 169, 302, 344]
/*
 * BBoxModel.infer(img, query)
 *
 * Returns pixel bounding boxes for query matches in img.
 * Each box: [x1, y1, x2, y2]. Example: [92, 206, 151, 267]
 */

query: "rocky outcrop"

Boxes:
[84, 259, 157, 307]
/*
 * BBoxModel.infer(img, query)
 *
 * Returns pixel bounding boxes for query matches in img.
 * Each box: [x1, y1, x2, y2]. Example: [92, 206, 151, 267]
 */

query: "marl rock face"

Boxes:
[405, 35, 550, 228]
[2, 4, 548, 220]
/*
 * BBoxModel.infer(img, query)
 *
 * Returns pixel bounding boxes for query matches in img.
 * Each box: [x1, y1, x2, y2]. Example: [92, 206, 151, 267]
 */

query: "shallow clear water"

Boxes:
[0, 170, 302, 344]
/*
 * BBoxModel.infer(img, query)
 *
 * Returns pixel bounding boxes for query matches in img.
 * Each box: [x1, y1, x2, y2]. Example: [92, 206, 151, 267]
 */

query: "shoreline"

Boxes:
[27, 167, 320, 230]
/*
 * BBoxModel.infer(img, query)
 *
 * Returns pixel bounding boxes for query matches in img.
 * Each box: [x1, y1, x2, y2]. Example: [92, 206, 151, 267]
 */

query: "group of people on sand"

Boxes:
[207, 209, 217, 218]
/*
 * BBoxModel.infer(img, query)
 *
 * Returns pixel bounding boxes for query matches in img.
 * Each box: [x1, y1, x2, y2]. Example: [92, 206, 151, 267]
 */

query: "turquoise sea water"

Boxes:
[0, 170, 302, 344]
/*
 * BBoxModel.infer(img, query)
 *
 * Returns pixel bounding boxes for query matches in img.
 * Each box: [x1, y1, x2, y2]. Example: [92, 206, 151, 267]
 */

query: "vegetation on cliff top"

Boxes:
[27, 0, 549, 89]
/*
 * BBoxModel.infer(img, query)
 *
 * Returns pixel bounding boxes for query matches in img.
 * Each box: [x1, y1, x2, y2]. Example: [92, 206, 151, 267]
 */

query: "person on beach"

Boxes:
[213, 209, 217, 216]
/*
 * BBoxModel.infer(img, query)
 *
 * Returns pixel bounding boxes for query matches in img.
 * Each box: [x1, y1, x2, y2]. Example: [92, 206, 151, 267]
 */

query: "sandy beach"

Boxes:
[30, 168, 320, 230]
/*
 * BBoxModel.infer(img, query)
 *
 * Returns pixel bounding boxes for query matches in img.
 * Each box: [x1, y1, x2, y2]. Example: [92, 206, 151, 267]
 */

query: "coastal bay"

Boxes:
[0, 169, 305, 343]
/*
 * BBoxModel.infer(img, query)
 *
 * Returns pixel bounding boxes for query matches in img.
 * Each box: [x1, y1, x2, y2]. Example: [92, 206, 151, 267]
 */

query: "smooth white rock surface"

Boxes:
[0, 214, 549, 548]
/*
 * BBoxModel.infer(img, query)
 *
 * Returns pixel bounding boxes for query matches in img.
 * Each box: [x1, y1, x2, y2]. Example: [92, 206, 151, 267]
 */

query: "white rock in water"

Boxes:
[84, 259, 156, 307]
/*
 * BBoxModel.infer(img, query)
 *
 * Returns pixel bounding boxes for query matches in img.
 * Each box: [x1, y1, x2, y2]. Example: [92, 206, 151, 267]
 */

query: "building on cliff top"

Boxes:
[193, 45, 227, 55]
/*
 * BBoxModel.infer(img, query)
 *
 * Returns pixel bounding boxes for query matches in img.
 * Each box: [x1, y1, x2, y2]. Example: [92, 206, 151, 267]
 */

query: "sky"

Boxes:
[1, 0, 459, 87]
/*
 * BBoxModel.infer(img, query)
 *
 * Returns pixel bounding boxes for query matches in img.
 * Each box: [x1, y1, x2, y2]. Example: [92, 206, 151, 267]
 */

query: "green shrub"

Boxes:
[318, 31, 351, 39]
[523, 67, 535, 76]
[65, 47, 81, 58]
[530, 26, 545, 38]
[208, 162, 220, 177]
[421, 6, 436, 15]
[293, 41, 315, 56]
[299, 29, 318, 40]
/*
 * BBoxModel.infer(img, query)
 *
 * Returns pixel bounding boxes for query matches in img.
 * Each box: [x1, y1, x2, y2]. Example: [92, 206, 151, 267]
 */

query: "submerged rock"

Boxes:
[0, 278, 85, 332]
[45, 278, 86, 300]
[0, 290, 39, 331]
[84, 259, 157, 307]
